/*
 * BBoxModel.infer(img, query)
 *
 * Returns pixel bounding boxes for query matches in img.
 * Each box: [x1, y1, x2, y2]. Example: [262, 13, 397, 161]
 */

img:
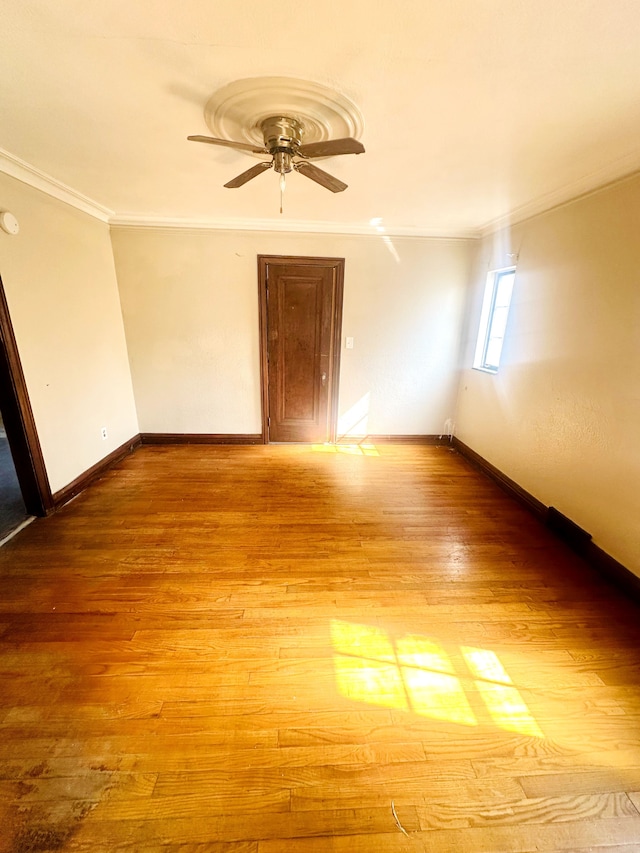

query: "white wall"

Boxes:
[0, 174, 139, 493]
[456, 174, 640, 577]
[111, 227, 472, 438]
[4, 167, 637, 578]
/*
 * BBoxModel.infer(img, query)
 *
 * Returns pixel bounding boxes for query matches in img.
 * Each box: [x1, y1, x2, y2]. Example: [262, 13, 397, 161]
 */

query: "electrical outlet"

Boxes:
[101, 427, 108, 440]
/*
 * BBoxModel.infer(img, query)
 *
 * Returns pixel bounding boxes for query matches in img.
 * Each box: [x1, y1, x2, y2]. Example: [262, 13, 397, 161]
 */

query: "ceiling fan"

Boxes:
[188, 115, 365, 193]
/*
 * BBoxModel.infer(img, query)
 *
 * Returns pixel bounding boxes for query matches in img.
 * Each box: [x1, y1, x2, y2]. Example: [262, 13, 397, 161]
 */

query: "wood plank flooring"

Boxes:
[0, 443, 639, 852]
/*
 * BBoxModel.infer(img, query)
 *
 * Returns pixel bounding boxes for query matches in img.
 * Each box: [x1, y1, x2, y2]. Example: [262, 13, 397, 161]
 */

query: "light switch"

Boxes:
[346, 336, 354, 349]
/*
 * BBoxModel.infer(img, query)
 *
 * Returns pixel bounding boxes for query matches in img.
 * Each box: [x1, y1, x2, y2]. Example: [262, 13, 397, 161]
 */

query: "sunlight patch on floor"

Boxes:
[401, 667, 477, 726]
[334, 656, 408, 710]
[312, 444, 380, 456]
[331, 619, 544, 737]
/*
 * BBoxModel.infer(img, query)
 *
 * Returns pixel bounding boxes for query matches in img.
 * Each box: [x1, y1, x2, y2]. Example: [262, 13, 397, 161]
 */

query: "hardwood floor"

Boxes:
[0, 443, 639, 852]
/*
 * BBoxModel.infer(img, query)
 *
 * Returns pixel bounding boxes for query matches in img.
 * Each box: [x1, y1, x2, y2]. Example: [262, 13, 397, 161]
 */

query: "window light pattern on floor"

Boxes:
[331, 619, 543, 738]
[312, 444, 380, 456]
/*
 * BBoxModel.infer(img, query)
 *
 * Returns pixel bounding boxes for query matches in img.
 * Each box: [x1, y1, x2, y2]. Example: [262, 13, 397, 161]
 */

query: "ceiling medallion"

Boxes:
[203, 77, 364, 152]
[188, 77, 365, 211]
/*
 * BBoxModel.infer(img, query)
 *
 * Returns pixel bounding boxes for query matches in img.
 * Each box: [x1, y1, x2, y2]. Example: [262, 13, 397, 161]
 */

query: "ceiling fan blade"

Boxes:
[224, 161, 273, 188]
[294, 161, 348, 193]
[297, 138, 365, 159]
[188, 135, 268, 154]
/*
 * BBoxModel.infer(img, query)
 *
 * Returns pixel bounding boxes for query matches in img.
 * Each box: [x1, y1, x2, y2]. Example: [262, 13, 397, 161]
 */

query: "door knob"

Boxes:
[321, 372, 327, 387]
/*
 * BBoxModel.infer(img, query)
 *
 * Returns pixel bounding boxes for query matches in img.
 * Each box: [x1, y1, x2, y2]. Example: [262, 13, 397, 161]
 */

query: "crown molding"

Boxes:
[479, 155, 640, 237]
[2, 145, 639, 241]
[0, 148, 113, 222]
[108, 214, 477, 240]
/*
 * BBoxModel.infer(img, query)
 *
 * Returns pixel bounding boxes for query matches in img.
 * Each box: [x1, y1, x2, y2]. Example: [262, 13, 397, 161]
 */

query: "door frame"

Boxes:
[257, 255, 345, 444]
[0, 275, 53, 516]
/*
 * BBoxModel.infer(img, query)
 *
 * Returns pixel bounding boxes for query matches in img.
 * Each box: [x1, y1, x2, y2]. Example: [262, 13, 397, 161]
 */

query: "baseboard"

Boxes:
[142, 433, 445, 445]
[140, 433, 263, 445]
[588, 542, 640, 601]
[545, 507, 640, 600]
[546, 506, 592, 554]
[337, 434, 450, 445]
[451, 437, 547, 521]
[451, 437, 640, 604]
[53, 435, 142, 509]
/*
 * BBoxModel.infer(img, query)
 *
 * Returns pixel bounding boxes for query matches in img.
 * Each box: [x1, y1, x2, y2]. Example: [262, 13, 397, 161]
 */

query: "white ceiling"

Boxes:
[2, 0, 640, 236]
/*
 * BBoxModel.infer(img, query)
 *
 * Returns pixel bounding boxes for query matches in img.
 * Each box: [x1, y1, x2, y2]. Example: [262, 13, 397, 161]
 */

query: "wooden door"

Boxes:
[258, 256, 344, 443]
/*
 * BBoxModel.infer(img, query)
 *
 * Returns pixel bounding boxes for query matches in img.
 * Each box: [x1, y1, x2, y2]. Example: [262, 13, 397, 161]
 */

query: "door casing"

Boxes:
[0, 275, 52, 516]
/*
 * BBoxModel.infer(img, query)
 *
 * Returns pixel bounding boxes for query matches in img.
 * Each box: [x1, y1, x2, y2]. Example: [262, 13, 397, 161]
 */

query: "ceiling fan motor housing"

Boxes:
[261, 116, 303, 174]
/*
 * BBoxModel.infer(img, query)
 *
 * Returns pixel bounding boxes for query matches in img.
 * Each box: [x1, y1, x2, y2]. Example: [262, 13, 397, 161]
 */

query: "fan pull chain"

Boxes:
[279, 172, 286, 214]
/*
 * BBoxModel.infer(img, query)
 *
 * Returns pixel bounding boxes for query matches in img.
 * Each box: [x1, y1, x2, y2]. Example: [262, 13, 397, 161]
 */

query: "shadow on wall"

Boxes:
[370, 219, 401, 264]
[338, 392, 371, 441]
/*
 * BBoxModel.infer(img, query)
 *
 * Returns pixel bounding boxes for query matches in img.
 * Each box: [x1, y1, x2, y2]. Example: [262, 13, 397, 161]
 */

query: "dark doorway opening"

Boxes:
[0, 410, 29, 539]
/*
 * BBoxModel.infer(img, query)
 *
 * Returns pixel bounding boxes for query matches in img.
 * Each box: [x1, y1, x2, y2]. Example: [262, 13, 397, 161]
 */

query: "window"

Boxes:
[473, 267, 516, 373]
